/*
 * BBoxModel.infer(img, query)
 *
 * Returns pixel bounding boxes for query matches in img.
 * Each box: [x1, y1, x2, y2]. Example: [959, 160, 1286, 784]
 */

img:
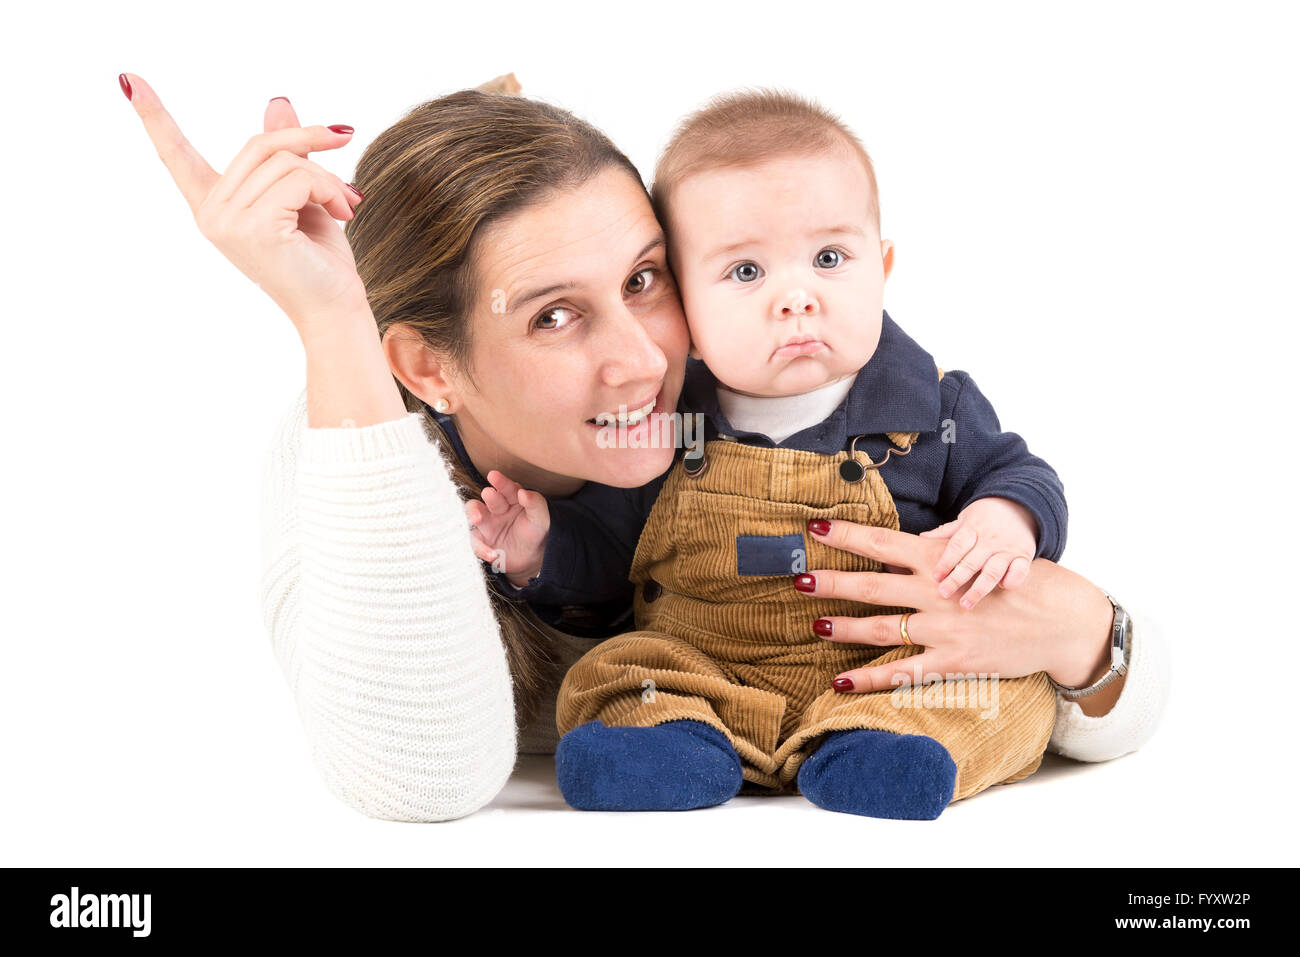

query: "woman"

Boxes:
[122, 72, 1170, 822]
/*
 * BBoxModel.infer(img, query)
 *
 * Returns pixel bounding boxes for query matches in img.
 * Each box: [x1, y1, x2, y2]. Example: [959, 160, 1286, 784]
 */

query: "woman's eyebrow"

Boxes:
[506, 236, 666, 313]
[632, 235, 666, 262]
[507, 281, 578, 314]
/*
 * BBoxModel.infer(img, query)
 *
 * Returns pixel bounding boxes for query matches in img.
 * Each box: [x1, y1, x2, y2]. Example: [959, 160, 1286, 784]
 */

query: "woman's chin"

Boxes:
[589, 442, 678, 488]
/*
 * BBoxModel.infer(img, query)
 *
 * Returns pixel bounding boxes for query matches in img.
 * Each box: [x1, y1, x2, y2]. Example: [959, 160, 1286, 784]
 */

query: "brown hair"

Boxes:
[651, 88, 880, 240]
[343, 80, 645, 729]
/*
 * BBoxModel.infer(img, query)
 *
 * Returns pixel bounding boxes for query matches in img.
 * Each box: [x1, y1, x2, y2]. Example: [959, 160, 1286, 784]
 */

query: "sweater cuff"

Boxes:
[300, 411, 435, 465]
[1048, 603, 1172, 762]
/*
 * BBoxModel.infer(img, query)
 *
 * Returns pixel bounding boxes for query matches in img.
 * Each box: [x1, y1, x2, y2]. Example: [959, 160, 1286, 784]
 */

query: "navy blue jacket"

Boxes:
[431, 310, 1067, 627]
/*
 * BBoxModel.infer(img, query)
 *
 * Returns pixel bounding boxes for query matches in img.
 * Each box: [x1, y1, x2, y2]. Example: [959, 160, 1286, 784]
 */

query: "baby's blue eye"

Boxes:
[729, 262, 762, 283]
[815, 249, 842, 268]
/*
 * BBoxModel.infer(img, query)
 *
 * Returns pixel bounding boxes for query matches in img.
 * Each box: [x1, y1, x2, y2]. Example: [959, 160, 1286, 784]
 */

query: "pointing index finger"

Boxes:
[124, 73, 219, 216]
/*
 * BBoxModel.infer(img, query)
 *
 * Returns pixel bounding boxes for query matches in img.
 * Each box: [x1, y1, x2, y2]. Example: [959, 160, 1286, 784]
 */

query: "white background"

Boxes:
[3, 0, 1296, 866]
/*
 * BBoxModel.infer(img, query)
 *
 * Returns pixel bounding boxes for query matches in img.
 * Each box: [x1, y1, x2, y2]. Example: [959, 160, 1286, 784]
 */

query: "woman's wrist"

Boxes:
[300, 304, 408, 429]
[1044, 579, 1115, 690]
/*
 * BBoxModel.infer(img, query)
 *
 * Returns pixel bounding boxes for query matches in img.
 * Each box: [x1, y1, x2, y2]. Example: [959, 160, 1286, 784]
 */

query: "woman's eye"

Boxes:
[625, 268, 657, 296]
[728, 261, 763, 283]
[815, 248, 843, 269]
[533, 306, 577, 331]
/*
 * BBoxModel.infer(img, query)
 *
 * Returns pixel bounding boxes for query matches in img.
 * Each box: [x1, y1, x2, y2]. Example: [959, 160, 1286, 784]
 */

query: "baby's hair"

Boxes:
[651, 88, 880, 241]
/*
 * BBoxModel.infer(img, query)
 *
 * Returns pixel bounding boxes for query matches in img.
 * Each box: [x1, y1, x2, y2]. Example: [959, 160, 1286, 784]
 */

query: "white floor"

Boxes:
[10, 711, 1282, 868]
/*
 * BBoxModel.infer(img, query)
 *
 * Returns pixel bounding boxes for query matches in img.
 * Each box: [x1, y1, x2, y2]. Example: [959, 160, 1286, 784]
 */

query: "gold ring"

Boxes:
[899, 613, 913, 646]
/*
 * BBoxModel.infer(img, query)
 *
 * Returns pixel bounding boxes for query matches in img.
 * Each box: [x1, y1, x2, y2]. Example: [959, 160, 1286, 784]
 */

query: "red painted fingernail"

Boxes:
[793, 574, 817, 593]
[118, 74, 132, 101]
[807, 519, 831, 537]
[328, 124, 354, 135]
[833, 677, 855, 692]
[813, 618, 833, 637]
[346, 183, 365, 201]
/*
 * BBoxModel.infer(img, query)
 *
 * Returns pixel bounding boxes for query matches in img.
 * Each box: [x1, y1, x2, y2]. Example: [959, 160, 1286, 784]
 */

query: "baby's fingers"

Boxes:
[517, 489, 551, 530]
[465, 499, 483, 527]
[1000, 557, 1032, 590]
[957, 553, 1012, 610]
[468, 533, 498, 565]
[485, 469, 524, 502]
[932, 524, 979, 585]
[481, 484, 511, 516]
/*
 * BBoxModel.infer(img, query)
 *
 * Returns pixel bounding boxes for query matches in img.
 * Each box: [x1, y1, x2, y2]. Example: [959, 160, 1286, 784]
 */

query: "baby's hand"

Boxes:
[464, 470, 551, 589]
[919, 497, 1038, 609]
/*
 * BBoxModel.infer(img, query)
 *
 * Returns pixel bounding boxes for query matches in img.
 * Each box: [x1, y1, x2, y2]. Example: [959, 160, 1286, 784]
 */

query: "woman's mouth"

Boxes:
[589, 396, 656, 428]
[586, 388, 665, 443]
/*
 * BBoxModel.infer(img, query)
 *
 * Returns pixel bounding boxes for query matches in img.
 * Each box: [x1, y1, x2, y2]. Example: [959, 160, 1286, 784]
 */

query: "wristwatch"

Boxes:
[1048, 590, 1132, 700]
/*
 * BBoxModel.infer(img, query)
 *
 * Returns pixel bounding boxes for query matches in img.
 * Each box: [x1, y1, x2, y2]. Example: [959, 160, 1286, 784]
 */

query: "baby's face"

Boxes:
[667, 147, 893, 397]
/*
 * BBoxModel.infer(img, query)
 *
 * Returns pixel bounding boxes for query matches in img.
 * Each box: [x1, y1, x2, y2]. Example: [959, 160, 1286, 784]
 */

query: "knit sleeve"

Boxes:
[258, 388, 517, 821]
[1046, 603, 1172, 762]
[937, 370, 1069, 561]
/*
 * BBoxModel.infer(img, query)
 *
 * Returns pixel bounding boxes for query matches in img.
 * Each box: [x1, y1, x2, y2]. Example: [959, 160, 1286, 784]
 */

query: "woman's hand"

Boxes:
[465, 470, 551, 589]
[798, 519, 1118, 709]
[122, 73, 367, 337]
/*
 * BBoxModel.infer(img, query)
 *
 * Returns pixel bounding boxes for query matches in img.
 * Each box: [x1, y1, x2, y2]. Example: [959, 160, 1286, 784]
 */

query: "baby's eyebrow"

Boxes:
[812, 223, 867, 239]
[703, 238, 763, 262]
[703, 224, 867, 262]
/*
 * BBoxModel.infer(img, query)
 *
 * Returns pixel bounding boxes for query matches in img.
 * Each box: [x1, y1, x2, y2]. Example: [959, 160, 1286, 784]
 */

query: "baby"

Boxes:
[467, 90, 1067, 819]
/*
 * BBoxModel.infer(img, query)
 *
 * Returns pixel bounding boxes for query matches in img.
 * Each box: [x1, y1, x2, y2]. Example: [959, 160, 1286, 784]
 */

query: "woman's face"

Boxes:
[445, 166, 689, 493]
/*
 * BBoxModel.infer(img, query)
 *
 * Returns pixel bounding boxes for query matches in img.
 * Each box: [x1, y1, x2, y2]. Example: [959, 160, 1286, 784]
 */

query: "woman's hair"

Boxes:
[342, 82, 645, 729]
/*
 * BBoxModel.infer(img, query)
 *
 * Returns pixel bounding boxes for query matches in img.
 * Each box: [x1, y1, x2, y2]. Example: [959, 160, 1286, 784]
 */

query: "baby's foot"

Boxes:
[797, 729, 957, 820]
[556, 720, 743, 811]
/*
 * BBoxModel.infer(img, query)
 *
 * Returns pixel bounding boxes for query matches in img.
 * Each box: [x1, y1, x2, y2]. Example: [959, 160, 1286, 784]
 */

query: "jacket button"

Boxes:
[642, 579, 662, 603]
[683, 449, 708, 476]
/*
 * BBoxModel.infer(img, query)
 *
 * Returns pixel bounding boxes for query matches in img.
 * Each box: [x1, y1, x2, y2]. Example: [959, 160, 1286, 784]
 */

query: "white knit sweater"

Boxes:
[259, 388, 1172, 821]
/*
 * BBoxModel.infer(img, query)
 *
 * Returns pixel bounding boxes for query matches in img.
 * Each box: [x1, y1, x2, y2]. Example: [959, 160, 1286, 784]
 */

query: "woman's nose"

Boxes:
[776, 288, 818, 319]
[600, 307, 669, 387]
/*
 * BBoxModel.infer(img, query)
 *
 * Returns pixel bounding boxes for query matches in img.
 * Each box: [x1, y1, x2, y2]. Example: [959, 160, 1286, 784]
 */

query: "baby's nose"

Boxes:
[779, 289, 817, 316]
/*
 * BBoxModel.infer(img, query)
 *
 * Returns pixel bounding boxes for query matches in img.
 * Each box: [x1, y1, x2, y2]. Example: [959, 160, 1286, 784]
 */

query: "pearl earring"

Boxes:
[433, 398, 451, 414]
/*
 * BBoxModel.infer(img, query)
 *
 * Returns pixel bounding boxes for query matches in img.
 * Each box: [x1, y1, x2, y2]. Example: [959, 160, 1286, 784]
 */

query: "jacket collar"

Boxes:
[681, 310, 942, 453]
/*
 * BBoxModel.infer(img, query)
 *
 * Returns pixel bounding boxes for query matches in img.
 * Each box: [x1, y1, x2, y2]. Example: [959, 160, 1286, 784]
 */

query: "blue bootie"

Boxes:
[556, 719, 743, 811]
[797, 729, 957, 820]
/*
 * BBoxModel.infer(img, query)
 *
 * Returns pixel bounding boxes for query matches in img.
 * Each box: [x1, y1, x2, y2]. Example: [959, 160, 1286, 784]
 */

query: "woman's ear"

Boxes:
[382, 323, 460, 412]
[881, 239, 895, 282]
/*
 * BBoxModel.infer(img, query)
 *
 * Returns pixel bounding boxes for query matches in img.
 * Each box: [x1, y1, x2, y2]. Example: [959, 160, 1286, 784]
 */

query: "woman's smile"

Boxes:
[586, 384, 669, 445]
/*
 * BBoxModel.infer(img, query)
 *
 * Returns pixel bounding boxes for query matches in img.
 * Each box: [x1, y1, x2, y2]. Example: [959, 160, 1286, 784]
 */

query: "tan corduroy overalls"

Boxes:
[557, 373, 1059, 801]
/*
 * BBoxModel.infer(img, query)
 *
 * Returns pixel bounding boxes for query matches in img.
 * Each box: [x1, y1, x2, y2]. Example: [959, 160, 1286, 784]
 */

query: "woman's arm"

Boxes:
[261, 385, 517, 821]
[797, 522, 1170, 760]
[125, 76, 517, 818]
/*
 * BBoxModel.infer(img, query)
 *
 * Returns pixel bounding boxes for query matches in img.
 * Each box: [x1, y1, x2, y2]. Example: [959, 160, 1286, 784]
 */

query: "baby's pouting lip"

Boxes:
[772, 335, 827, 359]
